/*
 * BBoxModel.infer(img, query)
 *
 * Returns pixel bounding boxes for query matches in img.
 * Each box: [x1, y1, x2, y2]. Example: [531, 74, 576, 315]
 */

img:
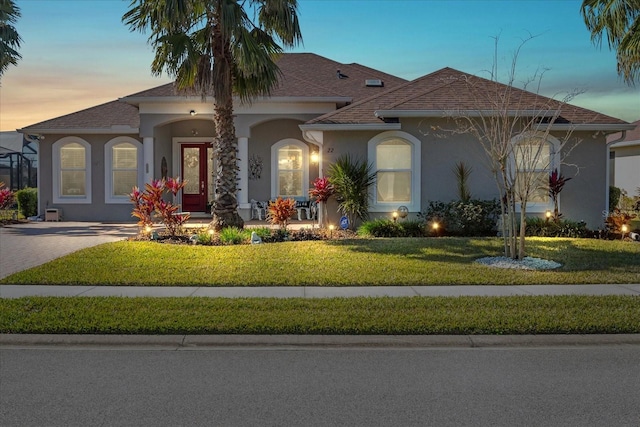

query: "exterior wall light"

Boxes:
[310, 151, 319, 164]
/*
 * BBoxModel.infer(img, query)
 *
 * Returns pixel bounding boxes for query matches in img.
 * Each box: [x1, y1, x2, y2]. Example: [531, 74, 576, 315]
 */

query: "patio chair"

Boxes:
[295, 200, 312, 221]
[250, 199, 267, 221]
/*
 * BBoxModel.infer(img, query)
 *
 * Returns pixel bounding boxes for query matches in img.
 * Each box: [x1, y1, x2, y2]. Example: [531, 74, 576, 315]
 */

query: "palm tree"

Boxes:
[327, 154, 376, 229]
[123, 0, 302, 230]
[0, 0, 22, 79]
[581, 0, 640, 85]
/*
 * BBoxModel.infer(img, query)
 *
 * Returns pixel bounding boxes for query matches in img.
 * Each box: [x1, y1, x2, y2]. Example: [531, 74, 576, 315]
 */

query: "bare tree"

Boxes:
[430, 35, 583, 259]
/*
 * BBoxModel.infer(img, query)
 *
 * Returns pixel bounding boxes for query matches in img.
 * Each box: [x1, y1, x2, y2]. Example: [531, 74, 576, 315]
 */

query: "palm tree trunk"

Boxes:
[210, 20, 243, 231]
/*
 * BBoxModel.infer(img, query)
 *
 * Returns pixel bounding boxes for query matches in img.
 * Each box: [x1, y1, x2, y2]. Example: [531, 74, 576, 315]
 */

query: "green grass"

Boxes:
[1, 237, 638, 286]
[1, 295, 638, 334]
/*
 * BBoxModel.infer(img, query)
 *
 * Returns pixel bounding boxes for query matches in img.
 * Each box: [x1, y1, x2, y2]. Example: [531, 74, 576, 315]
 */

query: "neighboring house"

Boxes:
[608, 119, 640, 199]
[0, 131, 38, 191]
[18, 53, 633, 229]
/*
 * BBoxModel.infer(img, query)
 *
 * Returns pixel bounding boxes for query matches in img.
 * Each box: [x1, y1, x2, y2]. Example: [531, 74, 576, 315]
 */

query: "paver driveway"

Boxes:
[0, 222, 137, 279]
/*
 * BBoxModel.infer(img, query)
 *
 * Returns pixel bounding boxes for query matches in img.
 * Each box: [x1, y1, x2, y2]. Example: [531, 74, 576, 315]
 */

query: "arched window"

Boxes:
[368, 131, 421, 213]
[52, 137, 91, 204]
[271, 139, 309, 198]
[105, 137, 143, 204]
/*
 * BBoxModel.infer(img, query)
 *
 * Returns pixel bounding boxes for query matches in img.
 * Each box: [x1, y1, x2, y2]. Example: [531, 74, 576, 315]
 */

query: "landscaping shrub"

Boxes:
[267, 197, 297, 230]
[358, 219, 404, 237]
[219, 227, 250, 245]
[15, 187, 37, 218]
[327, 154, 376, 229]
[194, 229, 215, 245]
[130, 177, 190, 237]
[609, 186, 621, 212]
[250, 227, 273, 242]
[357, 219, 426, 237]
[0, 182, 16, 220]
[289, 228, 324, 241]
[525, 217, 589, 238]
[418, 200, 500, 236]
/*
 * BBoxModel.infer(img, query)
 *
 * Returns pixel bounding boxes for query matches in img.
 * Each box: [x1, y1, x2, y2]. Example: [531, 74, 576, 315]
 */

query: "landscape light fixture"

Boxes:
[621, 224, 629, 239]
[545, 210, 552, 220]
[190, 110, 197, 116]
[392, 211, 398, 223]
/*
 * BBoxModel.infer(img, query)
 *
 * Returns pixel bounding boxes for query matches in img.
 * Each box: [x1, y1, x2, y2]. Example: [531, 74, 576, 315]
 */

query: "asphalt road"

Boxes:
[1, 344, 639, 426]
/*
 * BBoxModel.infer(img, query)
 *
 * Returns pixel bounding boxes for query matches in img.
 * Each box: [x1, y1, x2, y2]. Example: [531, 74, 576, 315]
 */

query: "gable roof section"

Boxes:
[19, 100, 140, 134]
[20, 53, 406, 133]
[123, 53, 406, 102]
[305, 67, 632, 130]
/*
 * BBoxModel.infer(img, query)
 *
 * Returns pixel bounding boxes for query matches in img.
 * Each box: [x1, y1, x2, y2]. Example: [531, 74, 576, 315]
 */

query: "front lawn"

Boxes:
[2, 237, 639, 286]
[1, 295, 638, 334]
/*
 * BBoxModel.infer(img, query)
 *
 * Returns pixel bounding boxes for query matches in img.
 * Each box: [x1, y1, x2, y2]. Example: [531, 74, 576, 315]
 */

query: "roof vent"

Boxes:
[365, 79, 384, 87]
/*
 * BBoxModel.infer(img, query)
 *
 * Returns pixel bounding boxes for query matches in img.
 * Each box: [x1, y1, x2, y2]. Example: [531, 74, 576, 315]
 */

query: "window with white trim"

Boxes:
[52, 137, 92, 204]
[368, 131, 421, 213]
[105, 137, 143, 204]
[511, 133, 559, 212]
[271, 139, 309, 198]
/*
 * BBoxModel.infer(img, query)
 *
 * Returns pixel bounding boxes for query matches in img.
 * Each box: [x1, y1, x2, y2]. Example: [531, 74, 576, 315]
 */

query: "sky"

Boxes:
[1, 0, 639, 132]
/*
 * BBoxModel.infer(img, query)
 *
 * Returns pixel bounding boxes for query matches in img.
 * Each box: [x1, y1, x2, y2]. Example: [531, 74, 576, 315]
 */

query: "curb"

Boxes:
[2, 334, 640, 348]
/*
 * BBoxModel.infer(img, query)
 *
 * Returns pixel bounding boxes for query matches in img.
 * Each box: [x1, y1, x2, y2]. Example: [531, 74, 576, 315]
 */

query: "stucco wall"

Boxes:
[612, 144, 640, 197]
[561, 133, 608, 228]
[39, 133, 141, 222]
[249, 118, 318, 201]
[319, 122, 609, 229]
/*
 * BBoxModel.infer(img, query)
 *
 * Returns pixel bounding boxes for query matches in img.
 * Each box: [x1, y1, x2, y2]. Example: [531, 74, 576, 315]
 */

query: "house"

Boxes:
[608, 119, 640, 200]
[18, 53, 634, 229]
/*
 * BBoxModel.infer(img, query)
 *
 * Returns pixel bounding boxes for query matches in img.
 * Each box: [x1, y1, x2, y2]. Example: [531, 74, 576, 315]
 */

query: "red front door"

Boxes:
[181, 144, 210, 212]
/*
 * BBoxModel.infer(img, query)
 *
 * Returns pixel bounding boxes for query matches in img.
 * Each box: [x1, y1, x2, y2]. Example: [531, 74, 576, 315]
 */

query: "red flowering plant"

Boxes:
[0, 182, 16, 221]
[129, 177, 190, 238]
[309, 177, 334, 227]
[268, 197, 297, 230]
[548, 169, 572, 221]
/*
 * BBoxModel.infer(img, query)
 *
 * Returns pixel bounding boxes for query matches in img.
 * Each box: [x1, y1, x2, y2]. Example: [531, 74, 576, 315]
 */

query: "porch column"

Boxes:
[237, 136, 249, 206]
[143, 137, 154, 183]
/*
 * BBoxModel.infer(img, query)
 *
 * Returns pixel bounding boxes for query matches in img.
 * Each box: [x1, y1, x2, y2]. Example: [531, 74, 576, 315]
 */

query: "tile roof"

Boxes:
[307, 67, 630, 126]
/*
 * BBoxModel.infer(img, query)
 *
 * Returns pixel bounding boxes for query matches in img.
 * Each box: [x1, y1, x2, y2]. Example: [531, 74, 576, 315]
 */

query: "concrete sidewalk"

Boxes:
[1, 283, 639, 299]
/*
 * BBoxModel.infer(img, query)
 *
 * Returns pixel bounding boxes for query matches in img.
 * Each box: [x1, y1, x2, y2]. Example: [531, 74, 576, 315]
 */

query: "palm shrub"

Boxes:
[327, 154, 376, 229]
[453, 161, 472, 202]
